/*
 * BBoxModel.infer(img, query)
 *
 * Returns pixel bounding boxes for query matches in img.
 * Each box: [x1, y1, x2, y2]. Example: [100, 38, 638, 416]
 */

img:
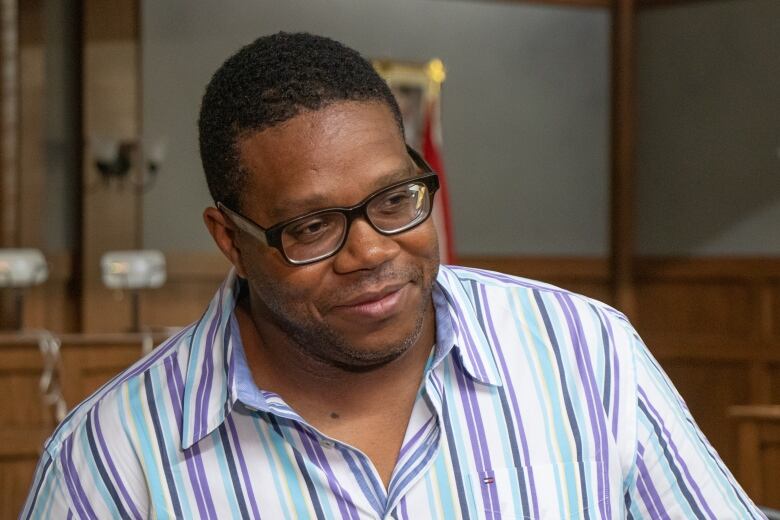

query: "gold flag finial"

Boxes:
[426, 59, 446, 85]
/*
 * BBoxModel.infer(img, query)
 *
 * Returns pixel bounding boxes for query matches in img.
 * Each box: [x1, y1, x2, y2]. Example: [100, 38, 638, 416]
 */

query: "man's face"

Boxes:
[232, 101, 440, 370]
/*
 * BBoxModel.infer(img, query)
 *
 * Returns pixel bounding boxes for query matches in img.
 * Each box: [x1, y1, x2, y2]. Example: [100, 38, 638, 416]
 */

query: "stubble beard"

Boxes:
[251, 264, 437, 372]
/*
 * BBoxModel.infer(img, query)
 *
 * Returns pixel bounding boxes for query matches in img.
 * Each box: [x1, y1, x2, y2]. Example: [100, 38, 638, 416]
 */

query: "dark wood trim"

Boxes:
[489, 0, 609, 7]
[458, 255, 609, 281]
[635, 257, 780, 280]
[637, 0, 737, 8]
[609, 0, 638, 319]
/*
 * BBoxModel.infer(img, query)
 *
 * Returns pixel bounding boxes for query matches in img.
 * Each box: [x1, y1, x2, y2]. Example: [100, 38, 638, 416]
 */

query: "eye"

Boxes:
[287, 217, 330, 243]
[377, 188, 414, 213]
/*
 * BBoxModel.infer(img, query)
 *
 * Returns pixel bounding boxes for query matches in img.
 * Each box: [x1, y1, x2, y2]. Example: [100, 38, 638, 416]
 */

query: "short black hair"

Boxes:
[198, 32, 404, 211]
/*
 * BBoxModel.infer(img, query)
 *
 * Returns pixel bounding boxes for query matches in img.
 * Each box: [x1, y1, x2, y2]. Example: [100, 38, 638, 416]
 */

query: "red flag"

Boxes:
[422, 99, 456, 265]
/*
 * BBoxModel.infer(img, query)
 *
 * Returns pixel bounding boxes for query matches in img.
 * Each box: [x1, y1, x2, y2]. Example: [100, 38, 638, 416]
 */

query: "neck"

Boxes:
[235, 294, 436, 423]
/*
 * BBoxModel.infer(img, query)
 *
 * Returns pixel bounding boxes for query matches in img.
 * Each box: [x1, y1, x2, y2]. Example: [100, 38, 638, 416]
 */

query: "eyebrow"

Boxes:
[266, 165, 416, 222]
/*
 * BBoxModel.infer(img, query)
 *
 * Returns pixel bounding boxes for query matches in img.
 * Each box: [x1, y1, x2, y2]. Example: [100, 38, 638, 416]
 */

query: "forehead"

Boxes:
[236, 101, 409, 221]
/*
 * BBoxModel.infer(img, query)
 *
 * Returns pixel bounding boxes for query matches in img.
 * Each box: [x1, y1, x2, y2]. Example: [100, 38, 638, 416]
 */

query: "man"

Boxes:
[23, 32, 763, 519]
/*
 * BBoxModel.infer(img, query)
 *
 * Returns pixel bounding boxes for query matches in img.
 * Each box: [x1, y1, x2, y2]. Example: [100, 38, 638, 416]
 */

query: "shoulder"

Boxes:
[439, 264, 642, 384]
[440, 264, 631, 330]
[42, 325, 196, 459]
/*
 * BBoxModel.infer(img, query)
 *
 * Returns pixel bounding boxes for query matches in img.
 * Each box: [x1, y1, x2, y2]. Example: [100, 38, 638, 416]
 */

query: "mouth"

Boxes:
[332, 282, 411, 320]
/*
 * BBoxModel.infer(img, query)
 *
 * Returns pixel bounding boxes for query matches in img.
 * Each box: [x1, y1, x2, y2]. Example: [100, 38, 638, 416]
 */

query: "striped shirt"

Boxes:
[22, 265, 763, 519]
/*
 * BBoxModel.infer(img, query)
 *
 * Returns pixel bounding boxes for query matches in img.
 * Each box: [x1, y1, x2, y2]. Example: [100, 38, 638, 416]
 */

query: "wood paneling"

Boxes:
[610, 0, 638, 319]
[81, 0, 140, 333]
[23, 252, 80, 332]
[664, 361, 751, 471]
[0, 333, 159, 517]
[730, 406, 780, 509]
[19, 1, 44, 248]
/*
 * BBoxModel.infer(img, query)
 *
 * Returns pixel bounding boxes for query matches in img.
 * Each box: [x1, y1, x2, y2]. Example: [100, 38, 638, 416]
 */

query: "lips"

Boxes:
[332, 282, 410, 320]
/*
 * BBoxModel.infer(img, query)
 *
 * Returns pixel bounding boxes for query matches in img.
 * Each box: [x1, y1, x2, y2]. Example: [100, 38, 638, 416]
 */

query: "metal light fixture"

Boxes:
[0, 248, 48, 330]
[100, 250, 166, 339]
[91, 136, 166, 191]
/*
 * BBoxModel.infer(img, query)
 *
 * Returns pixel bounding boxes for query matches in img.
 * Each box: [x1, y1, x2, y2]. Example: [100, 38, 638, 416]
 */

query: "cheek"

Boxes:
[247, 256, 331, 314]
[403, 222, 440, 264]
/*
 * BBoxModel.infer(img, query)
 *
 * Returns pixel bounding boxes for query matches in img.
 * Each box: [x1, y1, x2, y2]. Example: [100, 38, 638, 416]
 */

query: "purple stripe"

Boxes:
[453, 364, 501, 516]
[92, 402, 143, 519]
[479, 285, 540, 518]
[600, 310, 621, 438]
[61, 437, 97, 519]
[294, 423, 360, 520]
[170, 356, 217, 519]
[450, 310, 489, 381]
[397, 415, 434, 459]
[399, 495, 409, 519]
[49, 328, 191, 443]
[194, 289, 225, 440]
[635, 444, 671, 520]
[556, 293, 611, 519]
[638, 387, 717, 519]
[226, 415, 262, 520]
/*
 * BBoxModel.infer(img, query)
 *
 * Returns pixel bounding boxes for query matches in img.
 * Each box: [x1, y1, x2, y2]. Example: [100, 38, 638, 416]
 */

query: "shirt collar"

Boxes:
[181, 269, 242, 449]
[180, 265, 503, 448]
[432, 265, 503, 387]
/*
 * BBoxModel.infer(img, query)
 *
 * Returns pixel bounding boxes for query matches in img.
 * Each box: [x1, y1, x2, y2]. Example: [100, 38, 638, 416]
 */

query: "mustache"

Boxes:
[323, 265, 422, 307]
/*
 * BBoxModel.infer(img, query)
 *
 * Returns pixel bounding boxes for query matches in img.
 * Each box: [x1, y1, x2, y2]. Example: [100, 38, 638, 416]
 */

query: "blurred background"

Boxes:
[1, 0, 779, 514]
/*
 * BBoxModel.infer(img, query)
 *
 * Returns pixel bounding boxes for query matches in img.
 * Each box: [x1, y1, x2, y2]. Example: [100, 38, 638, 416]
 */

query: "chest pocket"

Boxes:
[467, 460, 610, 519]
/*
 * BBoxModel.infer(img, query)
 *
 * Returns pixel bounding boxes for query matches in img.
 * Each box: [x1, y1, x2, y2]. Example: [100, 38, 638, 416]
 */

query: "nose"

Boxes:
[331, 217, 400, 273]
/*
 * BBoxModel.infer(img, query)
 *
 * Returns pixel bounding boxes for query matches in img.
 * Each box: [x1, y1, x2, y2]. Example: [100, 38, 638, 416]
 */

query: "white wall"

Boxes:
[141, 0, 610, 255]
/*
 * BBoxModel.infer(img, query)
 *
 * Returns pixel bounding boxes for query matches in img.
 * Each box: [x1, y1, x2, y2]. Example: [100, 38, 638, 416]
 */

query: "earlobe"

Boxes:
[203, 207, 249, 277]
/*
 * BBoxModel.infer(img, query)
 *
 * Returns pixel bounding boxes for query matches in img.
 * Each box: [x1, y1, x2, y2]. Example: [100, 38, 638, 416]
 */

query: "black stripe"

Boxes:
[269, 415, 327, 520]
[533, 290, 590, 513]
[23, 455, 53, 520]
[469, 280, 531, 516]
[84, 413, 132, 518]
[442, 399, 472, 519]
[143, 375, 184, 519]
[638, 400, 706, 519]
[624, 489, 634, 520]
[216, 425, 251, 519]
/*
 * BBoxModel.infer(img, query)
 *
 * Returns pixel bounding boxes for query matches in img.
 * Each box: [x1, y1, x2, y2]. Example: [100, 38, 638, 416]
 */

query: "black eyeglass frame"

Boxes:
[217, 145, 439, 265]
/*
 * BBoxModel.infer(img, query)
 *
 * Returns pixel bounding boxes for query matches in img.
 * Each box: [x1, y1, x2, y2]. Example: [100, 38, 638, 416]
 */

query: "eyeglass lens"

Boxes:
[280, 180, 432, 263]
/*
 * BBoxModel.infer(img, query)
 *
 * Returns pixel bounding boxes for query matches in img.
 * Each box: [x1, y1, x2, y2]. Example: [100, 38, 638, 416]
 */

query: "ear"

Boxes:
[203, 206, 249, 278]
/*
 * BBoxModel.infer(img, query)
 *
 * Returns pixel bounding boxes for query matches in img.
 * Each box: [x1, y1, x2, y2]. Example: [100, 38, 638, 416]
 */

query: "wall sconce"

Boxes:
[100, 250, 166, 333]
[0, 250, 66, 422]
[0, 248, 49, 330]
[91, 136, 166, 191]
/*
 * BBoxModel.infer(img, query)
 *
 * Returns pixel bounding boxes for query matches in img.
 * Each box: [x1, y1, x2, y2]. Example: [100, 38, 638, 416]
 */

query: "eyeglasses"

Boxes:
[217, 146, 439, 265]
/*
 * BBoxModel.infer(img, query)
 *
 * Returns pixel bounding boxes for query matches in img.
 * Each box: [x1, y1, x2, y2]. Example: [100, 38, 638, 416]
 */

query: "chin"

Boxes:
[326, 315, 426, 371]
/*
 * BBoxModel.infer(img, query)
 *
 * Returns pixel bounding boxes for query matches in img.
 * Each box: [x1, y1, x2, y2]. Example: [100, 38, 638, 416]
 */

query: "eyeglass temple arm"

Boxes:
[406, 145, 434, 173]
[217, 202, 270, 245]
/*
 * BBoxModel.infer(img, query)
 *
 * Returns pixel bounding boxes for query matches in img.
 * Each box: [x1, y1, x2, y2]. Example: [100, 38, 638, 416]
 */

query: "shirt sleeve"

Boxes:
[622, 333, 766, 519]
[20, 450, 75, 519]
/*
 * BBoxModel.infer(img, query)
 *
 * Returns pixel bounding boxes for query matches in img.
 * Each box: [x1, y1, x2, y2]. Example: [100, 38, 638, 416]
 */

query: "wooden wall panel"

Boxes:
[81, 0, 140, 333]
[1, 333, 160, 516]
[634, 280, 758, 351]
[23, 252, 80, 333]
[772, 365, 780, 405]
[772, 282, 780, 340]
[0, 460, 38, 519]
[139, 252, 230, 329]
[661, 360, 751, 471]
[0, 338, 57, 518]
